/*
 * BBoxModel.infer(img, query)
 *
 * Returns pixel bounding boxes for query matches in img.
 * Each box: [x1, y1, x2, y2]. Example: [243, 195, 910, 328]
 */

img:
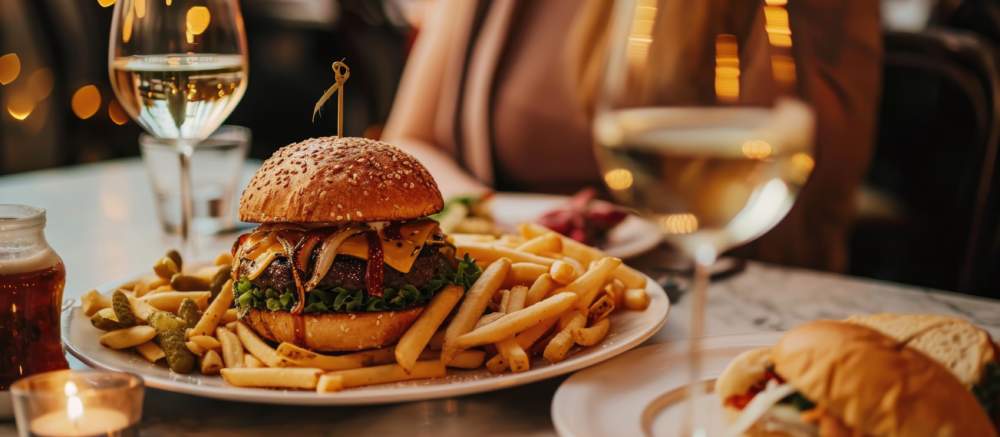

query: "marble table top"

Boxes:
[3, 159, 1000, 436]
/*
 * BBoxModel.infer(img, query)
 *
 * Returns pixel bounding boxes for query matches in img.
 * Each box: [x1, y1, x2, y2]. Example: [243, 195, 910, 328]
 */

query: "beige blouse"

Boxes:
[384, 0, 882, 272]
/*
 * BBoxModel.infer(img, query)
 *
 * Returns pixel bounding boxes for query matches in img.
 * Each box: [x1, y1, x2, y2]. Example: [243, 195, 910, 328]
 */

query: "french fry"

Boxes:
[236, 321, 289, 368]
[225, 321, 238, 332]
[141, 291, 211, 312]
[515, 233, 562, 255]
[474, 312, 505, 329]
[188, 280, 233, 337]
[221, 368, 322, 389]
[543, 312, 586, 363]
[135, 341, 166, 363]
[316, 374, 345, 393]
[495, 287, 529, 372]
[132, 281, 151, 297]
[505, 263, 548, 287]
[185, 341, 206, 356]
[201, 350, 223, 375]
[395, 285, 463, 371]
[99, 325, 156, 350]
[214, 251, 234, 267]
[561, 257, 621, 311]
[573, 318, 611, 346]
[189, 335, 221, 351]
[549, 260, 577, 285]
[125, 292, 157, 322]
[326, 361, 446, 389]
[456, 243, 556, 266]
[244, 353, 263, 368]
[496, 234, 524, 247]
[519, 223, 646, 288]
[221, 308, 238, 324]
[515, 316, 559, 350]
[418, 349, 486, 369]
[588, 293, 616, 323]
[559, 256, 585, 278]
[216, 327, 244, 369]
[485, 354, 507, 374]
[442, 258, 510, 363]
[606, 278, 627, 308]
[525, 274, 555, 306]
[81, 290, 111, 316]
[498, 289, 511, 313]
[276, 343, 395, 371]
[624, 288, 650, 311]
[453, 292, 579, 349]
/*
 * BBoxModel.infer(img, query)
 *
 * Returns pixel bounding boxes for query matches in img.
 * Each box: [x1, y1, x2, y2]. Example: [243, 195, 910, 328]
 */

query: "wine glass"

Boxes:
[108, 0, 249, 255]
[593, 0, 815, 434]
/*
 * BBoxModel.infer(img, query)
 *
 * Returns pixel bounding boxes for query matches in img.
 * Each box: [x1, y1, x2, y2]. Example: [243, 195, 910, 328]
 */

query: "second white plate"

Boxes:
[551, 332, 782, 437]
[490, 193, 661, 259]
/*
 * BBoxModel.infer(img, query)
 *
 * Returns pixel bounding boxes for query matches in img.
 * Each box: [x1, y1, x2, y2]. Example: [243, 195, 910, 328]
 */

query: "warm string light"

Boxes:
[714, 34, 739, 102]
[658, 214, 699, 235]
[763, 2, 797, 87]
[0, 53, 21, 86]
[626, 0, 656, 68]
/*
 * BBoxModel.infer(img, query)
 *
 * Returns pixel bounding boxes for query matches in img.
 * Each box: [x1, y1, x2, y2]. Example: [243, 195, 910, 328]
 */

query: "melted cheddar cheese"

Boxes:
[240, 220, 440, 280]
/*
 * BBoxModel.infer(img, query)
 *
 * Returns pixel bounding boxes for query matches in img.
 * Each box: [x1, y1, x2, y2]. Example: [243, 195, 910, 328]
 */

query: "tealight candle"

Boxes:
[10, 370, 143, 437]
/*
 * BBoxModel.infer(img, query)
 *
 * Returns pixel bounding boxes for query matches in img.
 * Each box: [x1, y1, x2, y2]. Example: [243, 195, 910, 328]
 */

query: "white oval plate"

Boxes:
[63, 272, 670, 406]
[490, 193, 661, 259]
[551, 333, 783, 437]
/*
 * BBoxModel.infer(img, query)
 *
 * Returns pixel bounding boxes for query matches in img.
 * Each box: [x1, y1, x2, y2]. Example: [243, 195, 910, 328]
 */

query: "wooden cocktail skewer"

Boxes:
[312, 59, 351, 137]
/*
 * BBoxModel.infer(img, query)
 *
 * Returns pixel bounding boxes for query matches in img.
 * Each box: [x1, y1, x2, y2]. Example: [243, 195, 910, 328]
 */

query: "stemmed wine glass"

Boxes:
[594, 0, 815, 434]
[108, 0, 248, 255]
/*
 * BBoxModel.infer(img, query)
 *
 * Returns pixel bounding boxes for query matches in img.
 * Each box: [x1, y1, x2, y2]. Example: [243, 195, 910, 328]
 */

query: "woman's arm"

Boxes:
[383, 0, 488, 197]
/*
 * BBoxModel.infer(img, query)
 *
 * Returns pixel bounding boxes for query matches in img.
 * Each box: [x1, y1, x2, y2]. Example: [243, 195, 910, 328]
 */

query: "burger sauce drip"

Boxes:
[365, 230, 385, 297]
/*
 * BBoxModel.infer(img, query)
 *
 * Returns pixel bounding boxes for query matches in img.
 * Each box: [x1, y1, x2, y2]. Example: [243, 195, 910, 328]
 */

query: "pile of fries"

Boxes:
[81, 223, 651, 392]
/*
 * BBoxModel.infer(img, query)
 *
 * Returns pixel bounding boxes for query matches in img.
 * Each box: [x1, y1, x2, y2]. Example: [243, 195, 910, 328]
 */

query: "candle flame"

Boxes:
[63, 381, 78, 396]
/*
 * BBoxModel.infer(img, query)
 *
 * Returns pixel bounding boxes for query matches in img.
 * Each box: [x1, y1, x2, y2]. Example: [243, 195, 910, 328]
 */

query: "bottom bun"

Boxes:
[241, 307, 424, 352]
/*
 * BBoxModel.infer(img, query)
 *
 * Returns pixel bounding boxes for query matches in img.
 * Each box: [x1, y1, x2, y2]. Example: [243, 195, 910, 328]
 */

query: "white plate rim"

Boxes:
[489, 192, 662, 259]
[64, 270, 670, 406]
[550, 332, 784, 437]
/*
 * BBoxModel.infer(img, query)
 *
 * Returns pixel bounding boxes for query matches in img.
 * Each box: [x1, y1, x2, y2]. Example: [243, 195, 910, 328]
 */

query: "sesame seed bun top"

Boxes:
[239, 136, 444, 223]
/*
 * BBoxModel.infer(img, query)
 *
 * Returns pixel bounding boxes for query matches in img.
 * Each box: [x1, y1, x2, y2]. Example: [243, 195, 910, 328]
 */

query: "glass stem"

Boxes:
[684, 246, 717, 437]
[177, 141, 196, 258]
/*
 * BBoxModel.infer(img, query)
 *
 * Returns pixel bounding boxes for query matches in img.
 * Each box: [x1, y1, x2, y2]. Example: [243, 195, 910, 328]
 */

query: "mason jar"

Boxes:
[0, 205, 68, 416]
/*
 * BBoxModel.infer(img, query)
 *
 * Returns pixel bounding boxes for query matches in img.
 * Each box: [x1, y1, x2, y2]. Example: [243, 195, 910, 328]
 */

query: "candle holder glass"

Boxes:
[11, 370, 143, 437]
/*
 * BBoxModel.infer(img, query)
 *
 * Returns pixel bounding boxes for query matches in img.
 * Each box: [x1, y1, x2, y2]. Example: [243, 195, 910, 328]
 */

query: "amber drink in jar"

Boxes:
[0, 205, 68, 406]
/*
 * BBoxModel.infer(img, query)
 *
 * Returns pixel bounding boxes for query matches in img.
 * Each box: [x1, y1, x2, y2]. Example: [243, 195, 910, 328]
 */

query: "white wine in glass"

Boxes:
[108, 0, 248, 255]
[111, 54, 246, 140]
[594, 0, 815, 434]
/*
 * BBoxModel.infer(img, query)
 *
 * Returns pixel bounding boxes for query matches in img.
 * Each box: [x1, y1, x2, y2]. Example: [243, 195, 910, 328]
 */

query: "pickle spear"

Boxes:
[178, 298, 201, 329]
[90, 308, 127, 331]
[111, 290, 137, 327]
[149, 311, 196, 373]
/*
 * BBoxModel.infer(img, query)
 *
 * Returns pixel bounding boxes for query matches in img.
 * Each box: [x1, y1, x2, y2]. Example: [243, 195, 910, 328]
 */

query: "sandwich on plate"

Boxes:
[717, 315, 999, 436]
[230, 136, 479, 352]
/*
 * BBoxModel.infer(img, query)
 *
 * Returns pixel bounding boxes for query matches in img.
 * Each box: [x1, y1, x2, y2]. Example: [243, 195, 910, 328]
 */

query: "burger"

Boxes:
[230, 136, 479, 351]
[717, 317, 1000, 437]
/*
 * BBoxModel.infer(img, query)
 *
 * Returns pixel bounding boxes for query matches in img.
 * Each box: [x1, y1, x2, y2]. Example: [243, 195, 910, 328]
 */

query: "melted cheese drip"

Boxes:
[241, 220, 439, 280]
[335, 220, 439, 273]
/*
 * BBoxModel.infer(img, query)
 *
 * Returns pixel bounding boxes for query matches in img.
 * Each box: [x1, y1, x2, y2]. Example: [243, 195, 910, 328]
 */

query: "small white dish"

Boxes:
[63, 269, 670, 406]
[490, 193, 661, 259]
[551, 333, 782, 437]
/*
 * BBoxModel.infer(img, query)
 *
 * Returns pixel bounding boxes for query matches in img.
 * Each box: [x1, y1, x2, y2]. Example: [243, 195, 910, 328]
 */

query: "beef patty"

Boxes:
[239, 244, 457, 293]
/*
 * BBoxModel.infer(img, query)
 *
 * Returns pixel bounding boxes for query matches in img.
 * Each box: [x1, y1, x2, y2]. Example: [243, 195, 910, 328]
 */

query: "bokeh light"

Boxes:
[7, 88, 35, 121]
[97, 0, 115, 7]
[604, 168, 635, 190]
[71, 85, 102, 120]
[0, 53, 22, 86]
